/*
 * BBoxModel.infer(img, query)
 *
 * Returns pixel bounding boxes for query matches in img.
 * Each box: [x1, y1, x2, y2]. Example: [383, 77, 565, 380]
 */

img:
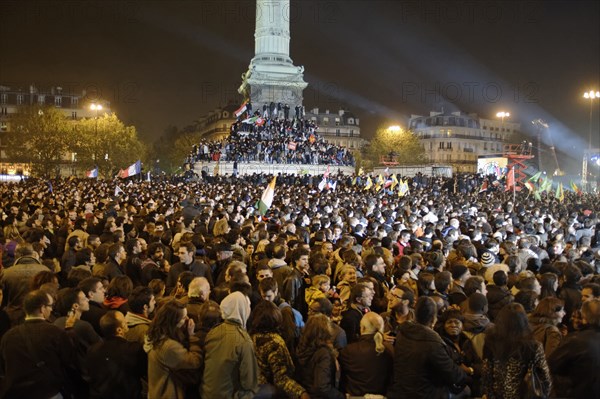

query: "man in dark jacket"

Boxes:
[0, 290, 77, 398]
[167, 242, 213, 291]
[388, 296, 466, 399]
[549, 298, 600, 399]
[282, 248, 311, 319]
[86, 310, 147, 399]
[340, 283, 374, 344]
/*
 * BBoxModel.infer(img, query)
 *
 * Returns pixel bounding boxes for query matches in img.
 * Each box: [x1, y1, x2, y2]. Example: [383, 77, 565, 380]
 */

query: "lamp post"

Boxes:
[495, 111, 510, 124]
[583, 90, 599, 150]
[90, 103, 103, 162]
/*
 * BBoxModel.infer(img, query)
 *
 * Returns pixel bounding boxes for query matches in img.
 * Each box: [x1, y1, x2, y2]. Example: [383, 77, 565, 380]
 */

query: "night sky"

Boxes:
[1, 1, 598, 173]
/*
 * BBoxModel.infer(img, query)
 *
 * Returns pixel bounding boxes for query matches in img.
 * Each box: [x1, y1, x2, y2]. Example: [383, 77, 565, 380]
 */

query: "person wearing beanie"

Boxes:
[480, 252, 495, 270]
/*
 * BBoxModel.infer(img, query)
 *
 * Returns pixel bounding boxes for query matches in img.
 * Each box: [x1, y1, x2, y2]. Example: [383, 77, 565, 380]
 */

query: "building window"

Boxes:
[323, 117, 329, 124]
[336, 129, 340, 136]
[1, 107, 7, 116]
[38, 95, 45, 104]
[72, 97, 78, 106]
[0, 94, 6, 104]
[439, 142, 444, 149]
[430, 142, 433, 150]
[335, 118, 340, 126]
[55, 96, 62, 107]
[17, 94, 24, 105]
[348, 118, 354, 125]
[447, 142, 452, 150]
[71, 112, 77, 120]
[484, 143, 488, 150]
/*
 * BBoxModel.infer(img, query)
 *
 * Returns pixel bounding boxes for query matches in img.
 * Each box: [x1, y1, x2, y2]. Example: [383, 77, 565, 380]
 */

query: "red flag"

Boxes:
[479, 180, 488, 193]
[287, 142, 297, 150]
[505, 168, 515, 192]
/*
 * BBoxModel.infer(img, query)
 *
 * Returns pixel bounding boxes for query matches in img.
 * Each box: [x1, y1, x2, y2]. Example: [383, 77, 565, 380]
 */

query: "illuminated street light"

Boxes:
[90, 103, 103, 161]
[388, 125, 401, 132]
[496, 111, 510, 123]
[583, 90, 599, 150]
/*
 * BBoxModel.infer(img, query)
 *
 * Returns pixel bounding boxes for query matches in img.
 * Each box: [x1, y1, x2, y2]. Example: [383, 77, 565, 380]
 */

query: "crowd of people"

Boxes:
[186, 112, 355, 167]
[0, 172, 599, 399]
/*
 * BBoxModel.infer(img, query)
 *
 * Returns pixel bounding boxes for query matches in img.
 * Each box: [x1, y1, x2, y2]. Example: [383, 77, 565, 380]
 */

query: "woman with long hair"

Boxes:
[529, 297, 566, 357]
[249, 301, 308, 399]
[296, 313, 344, 399]
[539, 272, 559, 299]
[144, 299, 201, 399]
[339, 312, 393, 397]
[482, 303, 552, 399]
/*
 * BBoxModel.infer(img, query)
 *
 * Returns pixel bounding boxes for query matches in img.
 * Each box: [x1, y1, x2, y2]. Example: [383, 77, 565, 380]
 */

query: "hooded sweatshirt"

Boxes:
[220, 291, 251, 329]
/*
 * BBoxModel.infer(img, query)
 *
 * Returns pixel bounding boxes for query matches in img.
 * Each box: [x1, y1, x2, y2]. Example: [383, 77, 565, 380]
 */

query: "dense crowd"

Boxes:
[186, 113, 355, 167]
[0, 173, 599, 399]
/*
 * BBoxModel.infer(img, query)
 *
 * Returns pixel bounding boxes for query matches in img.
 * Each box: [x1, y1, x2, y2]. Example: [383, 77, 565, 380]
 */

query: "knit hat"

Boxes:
[480, 252, 495, 268]
[452, 264, 469, 280]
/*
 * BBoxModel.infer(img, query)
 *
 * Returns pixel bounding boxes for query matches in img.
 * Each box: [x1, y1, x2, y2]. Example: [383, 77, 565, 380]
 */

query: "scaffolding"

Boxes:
[503, 143, 534, 188]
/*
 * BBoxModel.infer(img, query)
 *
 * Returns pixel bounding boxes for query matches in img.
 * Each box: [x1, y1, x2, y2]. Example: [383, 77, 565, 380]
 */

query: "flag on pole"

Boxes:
[541, 177, 553, 193]
[398, 179, 410, 197]
[242, 116, 258, 124]
[525, 181, 535, 192]
[505, 167, 515, 192]
[358, 167, 364, 176]
[570, 180, 582, 195]
[479, 180, 489, 193]
[324, 165, 330, 178]
[528, 171, 542, 182]
[364, 176, 373, 190]
[384, 167, 390, 177]
[86, 167, 98, 178]
[556, 182, 564, 202]
[257, 176, 276, 216]
[318, 177, 327, 191]
[114, 185, 124, 196]
[391, 174, 399, 190]
[235, 102, 247, 118]
[119, 160, 141, 178]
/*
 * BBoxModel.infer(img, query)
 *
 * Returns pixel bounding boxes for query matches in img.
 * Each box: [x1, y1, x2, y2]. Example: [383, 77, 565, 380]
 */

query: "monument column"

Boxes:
[239, 0, 308, 109]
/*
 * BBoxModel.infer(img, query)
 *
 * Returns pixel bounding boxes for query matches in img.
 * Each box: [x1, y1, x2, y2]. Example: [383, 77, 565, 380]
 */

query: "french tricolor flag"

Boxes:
[118, 160, 141, 178]
[86, 167, 98, 178]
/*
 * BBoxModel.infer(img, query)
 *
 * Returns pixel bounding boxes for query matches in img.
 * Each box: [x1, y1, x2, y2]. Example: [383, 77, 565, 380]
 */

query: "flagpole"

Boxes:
[513, 167, 516, 203]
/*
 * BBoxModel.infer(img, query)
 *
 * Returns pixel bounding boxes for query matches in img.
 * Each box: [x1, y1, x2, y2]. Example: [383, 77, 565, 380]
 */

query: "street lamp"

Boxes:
[388, 125, 401, 132]
[583, 90, 599, 150]
[90, 103, 103, 161]
[496, 111, 510, 123]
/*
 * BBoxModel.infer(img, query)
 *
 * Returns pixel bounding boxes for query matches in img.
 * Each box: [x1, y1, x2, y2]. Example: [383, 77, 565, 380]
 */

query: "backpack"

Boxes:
[463, 329, 486, 360]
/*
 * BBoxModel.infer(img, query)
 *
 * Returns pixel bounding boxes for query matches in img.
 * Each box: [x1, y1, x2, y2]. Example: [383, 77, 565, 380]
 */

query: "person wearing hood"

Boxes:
[388, 296, 467, 399]
[202, 291, 258, 399]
